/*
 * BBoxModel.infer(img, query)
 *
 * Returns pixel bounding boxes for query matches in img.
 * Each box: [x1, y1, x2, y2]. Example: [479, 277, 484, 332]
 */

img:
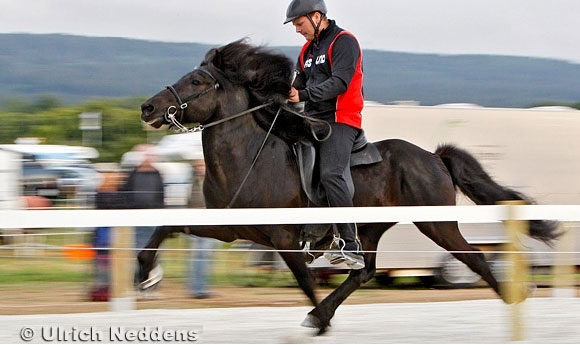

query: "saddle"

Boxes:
[292, 129, 383, 244]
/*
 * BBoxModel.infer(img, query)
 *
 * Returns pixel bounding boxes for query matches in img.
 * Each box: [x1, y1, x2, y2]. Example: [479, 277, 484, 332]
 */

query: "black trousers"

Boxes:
[317, 122, 360, 244]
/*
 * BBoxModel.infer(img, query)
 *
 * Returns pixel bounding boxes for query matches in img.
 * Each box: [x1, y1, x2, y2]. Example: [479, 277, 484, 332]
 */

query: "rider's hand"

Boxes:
[288, 87, 300, 103]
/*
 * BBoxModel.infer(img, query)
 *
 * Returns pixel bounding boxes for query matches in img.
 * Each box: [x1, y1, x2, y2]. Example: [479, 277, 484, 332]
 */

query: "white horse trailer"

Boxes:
[221, 105, 580, 287]
[358, 104, 580, 286]
[0, 149, 20, 210]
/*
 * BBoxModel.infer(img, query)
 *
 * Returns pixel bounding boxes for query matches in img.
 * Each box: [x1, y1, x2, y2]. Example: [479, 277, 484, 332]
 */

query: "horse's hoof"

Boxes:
[301, 314, 328, 335]
[501, 282, 536, 304]
[139, 265, 163, 291]
[300, 314, 319, 329]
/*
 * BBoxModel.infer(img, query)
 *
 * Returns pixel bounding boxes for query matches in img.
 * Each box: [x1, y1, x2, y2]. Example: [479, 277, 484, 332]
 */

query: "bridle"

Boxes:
[163, 67, 330, 141]
[164, 71, 329, 138]
[161, 66, 332, 207]
[165, 67, 284, 134]
[164, 67, 222, 132]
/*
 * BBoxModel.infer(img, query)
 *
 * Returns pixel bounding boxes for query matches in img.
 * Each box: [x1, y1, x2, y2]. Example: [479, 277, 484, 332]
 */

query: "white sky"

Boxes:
[1, 0, 579, 63]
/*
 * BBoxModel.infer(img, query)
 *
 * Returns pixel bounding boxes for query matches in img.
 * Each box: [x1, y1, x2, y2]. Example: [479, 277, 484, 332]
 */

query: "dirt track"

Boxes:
[0, 279, 562, 315]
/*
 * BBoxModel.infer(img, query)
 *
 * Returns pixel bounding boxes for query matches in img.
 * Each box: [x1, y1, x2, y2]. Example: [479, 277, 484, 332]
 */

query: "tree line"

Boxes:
[0, 96, 166, 163]
[1, 95, 579, 164]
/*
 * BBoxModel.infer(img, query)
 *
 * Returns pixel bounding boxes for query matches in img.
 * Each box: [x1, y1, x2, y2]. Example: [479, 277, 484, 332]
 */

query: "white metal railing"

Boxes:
[1, 204, 580, 229]
[1, 204, 578, 342]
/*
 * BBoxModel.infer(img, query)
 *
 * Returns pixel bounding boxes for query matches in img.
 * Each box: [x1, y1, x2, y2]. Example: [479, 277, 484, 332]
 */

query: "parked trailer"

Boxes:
[0, 149, 20, 210]
[360, 104, 580, 286]
[235, 105, 580, 287]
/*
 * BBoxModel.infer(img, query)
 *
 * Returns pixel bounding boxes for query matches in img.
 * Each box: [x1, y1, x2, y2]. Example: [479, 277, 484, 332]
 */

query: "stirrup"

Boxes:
[323, 236, 365, 270]
[301, 241, 316, 264]
[323, 236, 347, 265]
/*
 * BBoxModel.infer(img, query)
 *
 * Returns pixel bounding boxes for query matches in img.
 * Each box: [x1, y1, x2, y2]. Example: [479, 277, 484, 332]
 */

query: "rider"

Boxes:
[285, 0, 365, 270]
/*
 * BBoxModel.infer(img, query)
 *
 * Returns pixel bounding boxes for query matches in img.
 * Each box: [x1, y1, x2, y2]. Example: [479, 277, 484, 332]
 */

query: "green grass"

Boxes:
[0, 257, 90, 283]
[0, 235, 300, 288]
[2, 232, 577, 288]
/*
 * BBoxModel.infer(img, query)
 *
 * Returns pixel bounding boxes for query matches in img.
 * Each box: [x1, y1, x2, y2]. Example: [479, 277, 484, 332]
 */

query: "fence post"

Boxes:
[500, 200, 528, 342]
[552, 222, 576, 297]
[110, 226, 136, 311]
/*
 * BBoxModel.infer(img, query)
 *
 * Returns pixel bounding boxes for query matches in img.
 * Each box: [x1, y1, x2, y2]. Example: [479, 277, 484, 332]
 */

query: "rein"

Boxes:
[166, 101, 275, 133]
[279, 104, 332, 142]
[162, 68, 332, 207]
[226, 106, 283, 208]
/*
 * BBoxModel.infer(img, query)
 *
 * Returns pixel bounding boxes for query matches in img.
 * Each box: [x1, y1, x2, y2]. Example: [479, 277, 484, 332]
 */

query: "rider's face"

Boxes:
[291, 13, 320, 41]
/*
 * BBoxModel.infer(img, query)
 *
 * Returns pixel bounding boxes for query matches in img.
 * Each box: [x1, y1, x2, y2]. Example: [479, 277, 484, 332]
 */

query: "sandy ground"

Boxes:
[1, 280, 578, 343]
[0, 279, 565, 315]
[1, 294, 579, 343]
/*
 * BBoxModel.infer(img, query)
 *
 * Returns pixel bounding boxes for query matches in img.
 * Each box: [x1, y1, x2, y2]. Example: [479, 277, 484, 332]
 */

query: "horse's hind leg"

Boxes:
[414, 222, 497, 289]
[414, 221, 522, 302]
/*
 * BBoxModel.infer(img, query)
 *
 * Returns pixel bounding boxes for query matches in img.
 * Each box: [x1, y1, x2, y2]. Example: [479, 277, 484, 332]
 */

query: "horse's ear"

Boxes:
[204, 48, 223, 70]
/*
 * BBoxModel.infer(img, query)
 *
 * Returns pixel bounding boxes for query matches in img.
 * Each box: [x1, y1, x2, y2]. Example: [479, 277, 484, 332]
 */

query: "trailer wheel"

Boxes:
[439, 254, 482, 287]
[374, 272, 394, 287]
[419, 275, 436, 288]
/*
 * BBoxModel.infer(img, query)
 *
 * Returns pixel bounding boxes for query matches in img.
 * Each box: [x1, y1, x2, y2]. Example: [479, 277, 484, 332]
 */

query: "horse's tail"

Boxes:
[435, 144, 561, 245]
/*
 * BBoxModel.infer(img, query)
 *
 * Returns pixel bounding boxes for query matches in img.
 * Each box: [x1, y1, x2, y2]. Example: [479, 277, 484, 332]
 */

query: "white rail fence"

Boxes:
[1, 204, 578, 341]
[1, 204, 580, 229]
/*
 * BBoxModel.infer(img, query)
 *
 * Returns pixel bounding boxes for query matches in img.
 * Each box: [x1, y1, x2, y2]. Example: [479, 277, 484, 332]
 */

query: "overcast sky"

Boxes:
[1, 0, 579, 64]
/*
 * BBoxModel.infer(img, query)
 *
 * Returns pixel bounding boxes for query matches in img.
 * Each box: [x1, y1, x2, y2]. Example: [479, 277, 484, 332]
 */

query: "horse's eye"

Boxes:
[192, 79, 200, 86]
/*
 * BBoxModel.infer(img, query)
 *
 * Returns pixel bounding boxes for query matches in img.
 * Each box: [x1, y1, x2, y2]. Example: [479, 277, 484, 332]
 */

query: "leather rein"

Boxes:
[163, 67, 331, 207]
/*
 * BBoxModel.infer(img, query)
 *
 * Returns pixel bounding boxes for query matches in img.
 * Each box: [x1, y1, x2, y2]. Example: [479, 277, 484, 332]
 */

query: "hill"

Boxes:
[1, 33, 580, 108]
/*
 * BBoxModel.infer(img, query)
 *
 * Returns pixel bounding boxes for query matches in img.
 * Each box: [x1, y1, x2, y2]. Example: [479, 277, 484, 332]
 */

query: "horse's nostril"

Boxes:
[141, 103, 155, 114]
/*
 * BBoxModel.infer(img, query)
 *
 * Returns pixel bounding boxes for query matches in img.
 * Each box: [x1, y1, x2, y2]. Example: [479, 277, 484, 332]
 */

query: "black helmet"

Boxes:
[284, 0, 327, 24]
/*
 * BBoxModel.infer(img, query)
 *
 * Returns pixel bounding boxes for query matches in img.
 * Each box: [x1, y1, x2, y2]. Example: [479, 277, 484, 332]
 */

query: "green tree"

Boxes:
[0, 96, 169, 163]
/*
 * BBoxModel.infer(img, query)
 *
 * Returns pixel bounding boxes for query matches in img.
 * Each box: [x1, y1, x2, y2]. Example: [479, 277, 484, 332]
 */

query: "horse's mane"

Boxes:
[201, 39, 293, 105]
[202, 39, 329, 143]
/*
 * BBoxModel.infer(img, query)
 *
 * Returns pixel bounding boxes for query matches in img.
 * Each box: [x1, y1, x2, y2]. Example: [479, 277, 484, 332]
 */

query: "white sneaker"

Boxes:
[323, 239, 365, 270]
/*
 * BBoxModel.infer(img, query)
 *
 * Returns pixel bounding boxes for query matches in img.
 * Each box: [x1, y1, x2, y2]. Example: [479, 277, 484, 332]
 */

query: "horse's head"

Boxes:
[140, 64, 222, 129]
[141, 39, 294, 131]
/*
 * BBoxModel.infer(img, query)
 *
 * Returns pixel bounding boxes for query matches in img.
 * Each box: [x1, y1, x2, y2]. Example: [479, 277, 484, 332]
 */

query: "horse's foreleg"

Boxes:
[304, 234, 379, 335]
[137, 225, 186, 288]
[277, 250, 319, 307]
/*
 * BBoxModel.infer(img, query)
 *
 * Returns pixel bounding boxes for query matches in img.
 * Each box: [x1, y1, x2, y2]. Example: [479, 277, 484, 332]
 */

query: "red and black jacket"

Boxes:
[295, 20, 364, 129]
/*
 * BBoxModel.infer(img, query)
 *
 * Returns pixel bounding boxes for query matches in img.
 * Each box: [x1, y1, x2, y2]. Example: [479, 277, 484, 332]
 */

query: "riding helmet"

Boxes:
[284, 0, 327, 24]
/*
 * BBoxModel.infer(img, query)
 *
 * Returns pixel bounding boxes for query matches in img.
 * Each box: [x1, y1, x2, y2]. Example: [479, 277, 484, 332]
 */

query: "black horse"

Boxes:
[139, 39, 559, 334]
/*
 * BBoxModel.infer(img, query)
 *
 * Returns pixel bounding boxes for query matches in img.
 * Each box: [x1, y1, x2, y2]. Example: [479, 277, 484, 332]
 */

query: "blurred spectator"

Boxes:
[188, 236, 215, 299]
[189, 159, 205, 209]
[89, 170, 125, 302]
[119, 148, 165, 287]
[22, 195, 52, 209]
[187, 159, 216, 299]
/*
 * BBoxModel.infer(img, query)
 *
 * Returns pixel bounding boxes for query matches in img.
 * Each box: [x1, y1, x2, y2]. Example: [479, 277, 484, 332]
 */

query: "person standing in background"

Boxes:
[89, 169, 126, 302]
[187, 159, 216, 299]
[121, 148, 165, 288]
